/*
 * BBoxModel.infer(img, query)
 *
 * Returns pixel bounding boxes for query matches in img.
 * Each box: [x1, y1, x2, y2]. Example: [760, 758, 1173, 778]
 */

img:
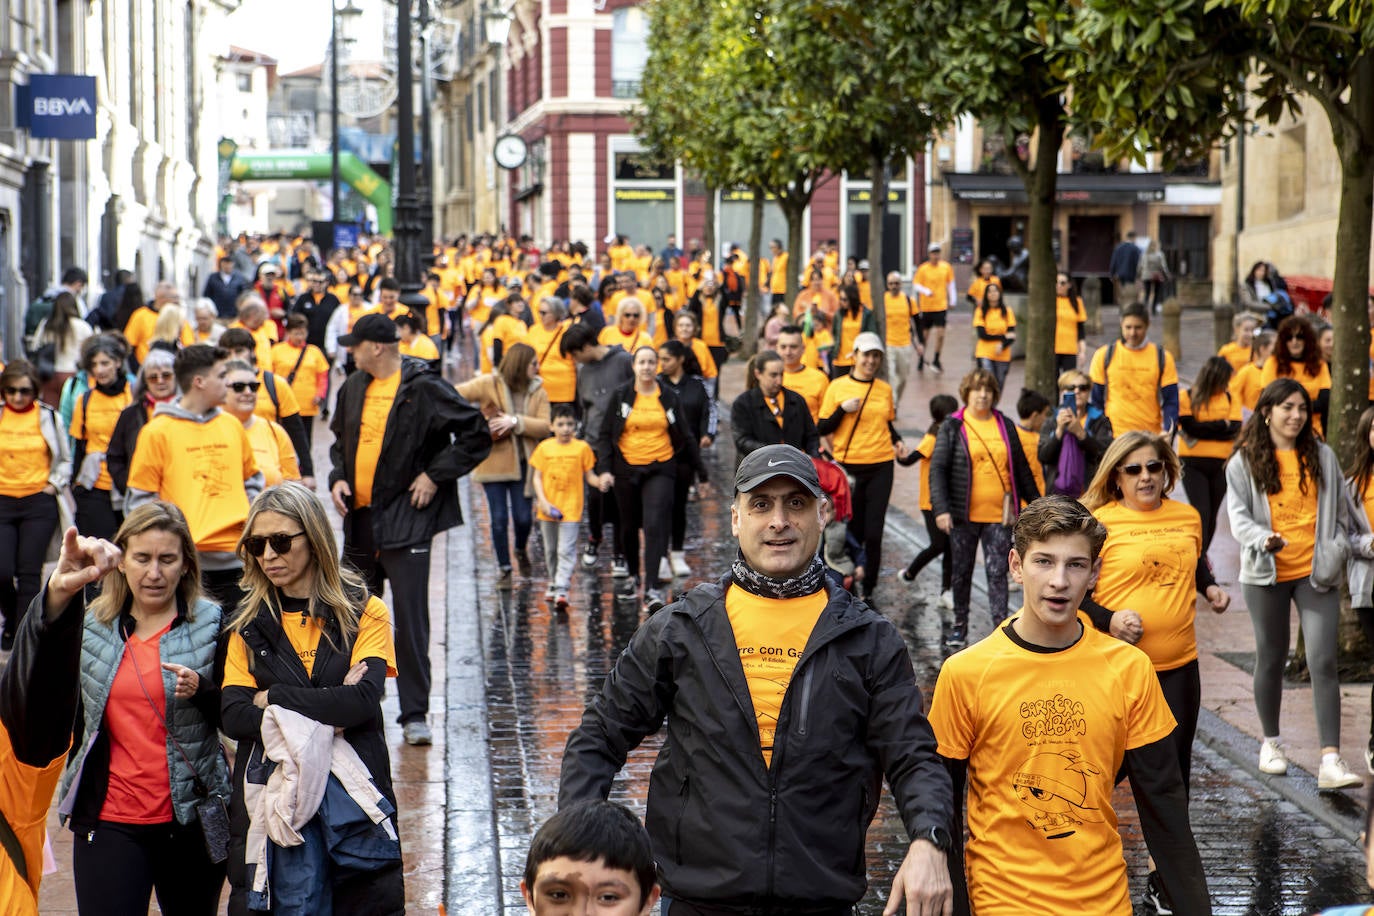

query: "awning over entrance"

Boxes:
[944, 172, 1166, 205]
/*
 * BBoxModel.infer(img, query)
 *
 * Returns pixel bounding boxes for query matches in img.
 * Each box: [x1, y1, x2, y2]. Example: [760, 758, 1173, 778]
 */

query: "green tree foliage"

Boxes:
[1066, 0, 1374, 461]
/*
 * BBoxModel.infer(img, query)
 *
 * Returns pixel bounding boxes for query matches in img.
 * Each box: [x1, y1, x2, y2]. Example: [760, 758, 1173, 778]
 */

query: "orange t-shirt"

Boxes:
[1014, 424, 1045, 499]
[1217, 341, 1251, 372]
[618, 391, 675, 466]
[915, 432, 937, 511]
[1054, 296, 1087, 356]
[1268, 449, 1317, 582]
[964, 413, 1011, 523]
[973, 306, 1016, 363]
[399, 335, 440, 360]
[0, 407, 50, 498]
[783, 365, 828, 423]
[223, 595, 398, 686]
[1229, 363, 1264, 412]
[354, 371, 401, 508]
[530, 437, 596, 522]
[1177, 390, 1241, 460]
[269, 342, 330, 417]
[101, 622, 174, 824]
[70, 385, 134, 491]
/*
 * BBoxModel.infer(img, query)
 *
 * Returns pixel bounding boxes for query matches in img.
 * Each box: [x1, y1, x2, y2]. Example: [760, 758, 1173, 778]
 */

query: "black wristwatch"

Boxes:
[915, 824, 953, 851]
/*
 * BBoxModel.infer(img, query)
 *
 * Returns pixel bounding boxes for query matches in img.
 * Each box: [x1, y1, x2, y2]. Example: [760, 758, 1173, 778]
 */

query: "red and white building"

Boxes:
[470, 0, 929, 273]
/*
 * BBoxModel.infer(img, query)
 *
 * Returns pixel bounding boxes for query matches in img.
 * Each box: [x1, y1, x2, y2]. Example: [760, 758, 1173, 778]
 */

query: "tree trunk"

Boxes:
[1020, 102, 1066, 399]
[703, 183, 718, 274]
[869, 149, 888, 342]
[782, 191, 808, 306]
[1325, 58, 1374, 466]
[740, 191, 766, 358]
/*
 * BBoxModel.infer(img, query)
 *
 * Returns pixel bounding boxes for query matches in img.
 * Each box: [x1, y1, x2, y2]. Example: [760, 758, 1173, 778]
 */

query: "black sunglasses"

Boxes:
[1120, 459, 1165, 477]
[243, 531, 306, 557]
[1062, 383, 1090, 392]
[3, 386, 35, 396]
[229, 381, 262, 393]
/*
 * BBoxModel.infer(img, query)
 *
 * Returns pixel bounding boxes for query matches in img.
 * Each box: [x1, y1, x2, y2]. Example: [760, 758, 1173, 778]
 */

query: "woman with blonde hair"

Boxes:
[457, 341, 551, 581]
[152, 304, 188, 352]
[57, 501, 229, 913]
[220, 483, 402, 913]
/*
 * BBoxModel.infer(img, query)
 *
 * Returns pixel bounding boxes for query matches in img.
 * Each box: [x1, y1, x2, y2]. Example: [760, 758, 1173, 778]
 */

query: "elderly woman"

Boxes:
[457, 342, 551, 581]
[106, 348, 179, 500]
[0, 360, 70, 648]
[1038, 368, 1113, 498]
[524, 296, 576, 407]
[222, 360, 300, 487]
[58, 502, 229, 912]
[192, 299, 225, 345]
[930, 368, 1040, 648]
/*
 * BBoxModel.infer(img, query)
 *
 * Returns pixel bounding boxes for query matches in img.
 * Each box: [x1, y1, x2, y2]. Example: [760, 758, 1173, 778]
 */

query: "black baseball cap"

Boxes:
[734, 445, 823, 497]
[338, 313, 400, 346]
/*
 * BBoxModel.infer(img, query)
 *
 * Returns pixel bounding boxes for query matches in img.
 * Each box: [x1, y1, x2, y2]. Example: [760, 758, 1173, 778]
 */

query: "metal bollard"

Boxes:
[1082, 276, 1103, 336]
[1162, 297, 1182, 363]
[1213, 302, 1234, 353]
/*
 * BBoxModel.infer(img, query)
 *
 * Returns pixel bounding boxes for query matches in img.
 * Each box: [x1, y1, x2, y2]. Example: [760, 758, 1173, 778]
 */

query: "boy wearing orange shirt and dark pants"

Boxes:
[928, 497, 1209, 915]
[329, 314, 491, 746]
[126, 345, 263, 616]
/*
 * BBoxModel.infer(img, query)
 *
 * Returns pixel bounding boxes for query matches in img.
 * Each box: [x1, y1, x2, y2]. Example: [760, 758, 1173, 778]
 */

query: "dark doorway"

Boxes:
[848, 210, 902, 277]
[1159, 216, 1211, 279]
[977, 215, 1026, 271]
[1068, 216, 1117, 275]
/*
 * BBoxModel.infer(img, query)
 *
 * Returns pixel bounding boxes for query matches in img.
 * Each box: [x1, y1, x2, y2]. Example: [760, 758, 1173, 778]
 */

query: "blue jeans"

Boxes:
[483, 480, 532, 568]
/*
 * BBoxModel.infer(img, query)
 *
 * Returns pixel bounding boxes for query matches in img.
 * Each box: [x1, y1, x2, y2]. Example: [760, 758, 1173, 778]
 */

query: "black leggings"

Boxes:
[671, 459, 694, 551]
[587, 484, 619, 548]
[73, 819, 225, 915]
[905, 509, 951, 590]
[840, 460, 894, 598]
[1156, 660, 1202, 794]
[613, 456, 676, 588]
[0, 492, 58, 633]
[1055, 354, 1078, 376]
[73, 486, 122, 541]
[1180, 456, 1227, 558]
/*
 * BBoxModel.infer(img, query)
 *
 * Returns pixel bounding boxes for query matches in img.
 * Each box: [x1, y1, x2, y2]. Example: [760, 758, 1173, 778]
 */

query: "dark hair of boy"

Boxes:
[523, 800, 656, 906]
[1011, 494, 1107, 561]
[379, 277, 402, 292]
[550, 403, 577, 422]
[173, 344, 229, 393]
[1016, 388, 1051, 421]
[560, 322, 598, 356]
[284, 313, 309, 331]
[219, 327, 255, 354]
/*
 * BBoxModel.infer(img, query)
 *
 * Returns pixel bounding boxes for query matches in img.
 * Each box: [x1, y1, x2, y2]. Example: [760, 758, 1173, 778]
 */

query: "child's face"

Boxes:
[1009, 532, 1100, 636]
[522, 857, 658, 915]
[552, 416, 577, 441]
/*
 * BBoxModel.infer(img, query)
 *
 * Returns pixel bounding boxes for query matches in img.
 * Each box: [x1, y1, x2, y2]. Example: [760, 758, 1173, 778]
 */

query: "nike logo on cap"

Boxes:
[767, 458, 786, 466]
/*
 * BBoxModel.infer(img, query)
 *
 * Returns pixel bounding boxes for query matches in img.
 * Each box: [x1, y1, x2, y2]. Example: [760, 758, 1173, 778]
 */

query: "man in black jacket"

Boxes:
[560, 445, 955, 915]
[289, 269, 341, 353]
[329, 314, 491, 747]
[730, 349, 819, 460]
[203, 256, 250, 319]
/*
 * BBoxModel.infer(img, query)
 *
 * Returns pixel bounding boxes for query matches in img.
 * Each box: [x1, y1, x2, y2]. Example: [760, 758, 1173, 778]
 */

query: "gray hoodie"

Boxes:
[575, 345, 633, 442]
[125, 402, 265, 570]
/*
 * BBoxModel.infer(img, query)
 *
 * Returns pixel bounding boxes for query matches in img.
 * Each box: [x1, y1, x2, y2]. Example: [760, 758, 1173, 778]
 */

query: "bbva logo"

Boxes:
[34, 97, 93, 116]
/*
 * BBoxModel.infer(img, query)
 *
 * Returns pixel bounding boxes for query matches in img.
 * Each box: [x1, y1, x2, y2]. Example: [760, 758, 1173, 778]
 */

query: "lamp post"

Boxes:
[331, 0, 362, 247]
[418, 0, 435, 259]
[484, 4, 513, 232]
[394, 0, 427, 310]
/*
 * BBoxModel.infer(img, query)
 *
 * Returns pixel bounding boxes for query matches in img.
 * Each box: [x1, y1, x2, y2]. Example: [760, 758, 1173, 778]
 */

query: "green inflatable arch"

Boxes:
[228, 151, 393, 236]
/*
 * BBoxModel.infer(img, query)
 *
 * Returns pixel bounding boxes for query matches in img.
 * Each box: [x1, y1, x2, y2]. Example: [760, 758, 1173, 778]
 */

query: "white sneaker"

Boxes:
[939, 590, 954, 610]
[1317, 757, 1364, 790]
[659, 557, 673, 581]
[671, 551, 691, 577]
[544, 583, 557, 599]
[1258, 739, 1288, 775]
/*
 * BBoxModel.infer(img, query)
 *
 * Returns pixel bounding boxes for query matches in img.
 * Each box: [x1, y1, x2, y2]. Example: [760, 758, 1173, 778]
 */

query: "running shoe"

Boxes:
[939, 590, 954, 609]
[515, 548, 532, 576]
[945, 621, 968, 649]
[644, 589, 666, 614]
[670, 551, 691, 577]
[659, 557, 673, 581]
[555, 592, 569, 611]
[402, 721, 433, 746]
[1141, 871, 1173, 915]
[497, 566, 513, 586]
[611, 556, 630, 578]
[899, 567, 916, 583]
[616, 574, 639, 595]
[582, 541, 598, 568]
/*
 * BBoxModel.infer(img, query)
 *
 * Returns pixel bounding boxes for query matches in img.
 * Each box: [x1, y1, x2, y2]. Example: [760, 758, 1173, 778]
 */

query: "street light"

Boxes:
[484, 4, 513, 46]
[418, 0, 435, 258]
[331, 0, 362, 246]
[394, 0, 427, 312]
[484, 4, 513, 233]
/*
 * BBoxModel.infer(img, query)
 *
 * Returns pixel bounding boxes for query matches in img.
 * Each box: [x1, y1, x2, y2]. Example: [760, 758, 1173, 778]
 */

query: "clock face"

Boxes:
[494, 134, 528, 170]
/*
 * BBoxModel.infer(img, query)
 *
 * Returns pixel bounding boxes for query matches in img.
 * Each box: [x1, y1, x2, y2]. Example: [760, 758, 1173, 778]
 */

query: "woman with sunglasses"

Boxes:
[221, 484, 403, 913]
[57, 501, 229, 913]
[1037, 369, 1112, 498]
[929, 368, 1040, 647]
[1178, 356, 1242, 560]
[525, 297, 576, 407]
[222, 360, 300, 487]
[1225, 379, 1363, 790]
[827, 283, 877, 382]
[1053, 272, 1088, 375]
[0, 360, 70, 649]
[68, 334, 133, 540]
[1261, 315, 1330, 436]
[106, 349, 180, 500]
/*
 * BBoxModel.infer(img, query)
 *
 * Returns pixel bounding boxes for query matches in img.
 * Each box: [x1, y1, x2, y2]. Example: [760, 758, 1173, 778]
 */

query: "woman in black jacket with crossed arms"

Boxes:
[596, 346, 711, 614]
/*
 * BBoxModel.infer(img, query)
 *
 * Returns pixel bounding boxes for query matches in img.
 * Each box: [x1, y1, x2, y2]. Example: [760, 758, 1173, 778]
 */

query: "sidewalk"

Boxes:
[869, 303, 1370, 840]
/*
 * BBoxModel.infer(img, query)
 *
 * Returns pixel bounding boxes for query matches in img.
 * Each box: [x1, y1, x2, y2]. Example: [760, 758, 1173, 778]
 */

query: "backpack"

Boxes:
[23, 294, 55, 339]
[262, 371, 281, 419]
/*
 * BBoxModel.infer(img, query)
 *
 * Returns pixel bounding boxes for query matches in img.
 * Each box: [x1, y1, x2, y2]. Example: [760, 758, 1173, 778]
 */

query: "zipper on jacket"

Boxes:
[766, 784, 778, 898]
[795, 666, 814, 737]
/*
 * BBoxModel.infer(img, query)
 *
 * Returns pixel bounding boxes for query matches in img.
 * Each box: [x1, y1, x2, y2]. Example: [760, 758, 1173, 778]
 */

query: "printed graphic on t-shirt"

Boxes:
[190, 441, 232, 497]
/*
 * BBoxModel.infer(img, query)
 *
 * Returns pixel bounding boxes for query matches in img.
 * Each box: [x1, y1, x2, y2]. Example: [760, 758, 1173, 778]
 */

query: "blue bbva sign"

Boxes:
[16, 75, 97, 140]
